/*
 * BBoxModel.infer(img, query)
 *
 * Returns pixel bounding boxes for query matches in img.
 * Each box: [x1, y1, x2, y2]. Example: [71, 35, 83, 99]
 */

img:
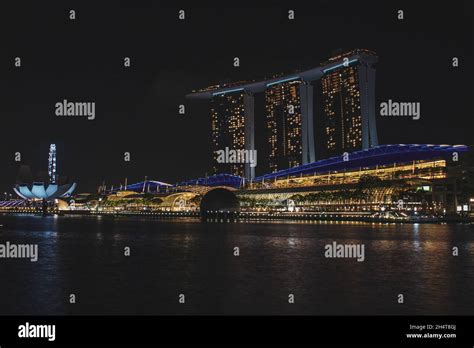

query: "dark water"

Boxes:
[0, 215, 473, 316]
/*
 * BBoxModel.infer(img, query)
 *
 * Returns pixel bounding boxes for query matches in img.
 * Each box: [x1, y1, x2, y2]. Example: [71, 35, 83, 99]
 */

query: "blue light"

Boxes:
[212, 87, 245, 96]
[266, 76, 299, 87]
[323, 59, 358, 73]
[31, 184, 49, 199]
[253, 144, 469, 182]
[48, 143, 57, 184]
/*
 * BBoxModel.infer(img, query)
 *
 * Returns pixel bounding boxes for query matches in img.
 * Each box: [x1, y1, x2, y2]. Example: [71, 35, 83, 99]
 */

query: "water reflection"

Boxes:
[0, 215, 472, 315]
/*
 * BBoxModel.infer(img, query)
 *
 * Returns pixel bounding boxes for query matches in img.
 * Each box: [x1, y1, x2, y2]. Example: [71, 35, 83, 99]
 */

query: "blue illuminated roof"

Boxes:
[176, 173, 243, 188]
[105, 144, 468, 193]
[120, 180, 171, 193]
[254, 144, 469, 181]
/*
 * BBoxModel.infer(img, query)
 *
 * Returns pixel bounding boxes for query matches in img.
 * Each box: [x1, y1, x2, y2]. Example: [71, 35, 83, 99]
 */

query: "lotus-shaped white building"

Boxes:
[14, 182, 77, 201]
[13, 144, 77, 201]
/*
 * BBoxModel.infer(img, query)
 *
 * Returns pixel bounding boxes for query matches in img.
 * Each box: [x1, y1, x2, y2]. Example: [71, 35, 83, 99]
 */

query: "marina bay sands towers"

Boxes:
[320, 50, 378, 157]
[186, 49, 378, 179]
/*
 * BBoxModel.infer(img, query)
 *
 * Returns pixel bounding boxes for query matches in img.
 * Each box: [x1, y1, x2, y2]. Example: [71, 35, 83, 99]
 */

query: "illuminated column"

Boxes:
[299, 82, 316, 164]
[48, 144, 57, 183]
[243, 92, 255, 179]
[358, 64, 378, 149]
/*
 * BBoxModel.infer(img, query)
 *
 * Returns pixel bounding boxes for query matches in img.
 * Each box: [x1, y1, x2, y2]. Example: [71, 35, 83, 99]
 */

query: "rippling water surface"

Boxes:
[0, 215, 473, 315]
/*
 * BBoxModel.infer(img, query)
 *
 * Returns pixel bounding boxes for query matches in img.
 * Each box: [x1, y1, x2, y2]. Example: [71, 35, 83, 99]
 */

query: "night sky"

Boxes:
[0, 0, 472, 193]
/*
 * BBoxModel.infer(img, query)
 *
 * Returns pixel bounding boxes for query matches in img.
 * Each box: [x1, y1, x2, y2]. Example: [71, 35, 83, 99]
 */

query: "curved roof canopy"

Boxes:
[254, 144, 469, 181]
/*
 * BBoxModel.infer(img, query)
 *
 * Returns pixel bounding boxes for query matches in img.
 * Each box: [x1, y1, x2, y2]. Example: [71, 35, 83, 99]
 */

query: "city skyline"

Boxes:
[0, 2, 473, 344]
[0, 1, 471, 193]
[190, 49, 379, 179]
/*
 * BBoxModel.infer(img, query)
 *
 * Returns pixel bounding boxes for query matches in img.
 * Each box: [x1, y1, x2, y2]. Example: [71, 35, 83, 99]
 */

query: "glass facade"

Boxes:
[321, 54, 363, 158]
[265, 81, 302, 172]
[210, 93, 246, 176]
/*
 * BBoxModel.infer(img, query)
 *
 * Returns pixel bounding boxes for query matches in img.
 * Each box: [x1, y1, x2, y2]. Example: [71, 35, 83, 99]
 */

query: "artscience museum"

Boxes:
[13, 144, 77, 202]
[14, 182, 77, 201]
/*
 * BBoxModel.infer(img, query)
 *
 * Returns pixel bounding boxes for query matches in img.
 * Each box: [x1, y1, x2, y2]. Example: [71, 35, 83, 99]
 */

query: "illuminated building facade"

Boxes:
[319, 49, 378, 158]
[210, 93, 246, 177]
[187, 49, 378, 179]
[13, 144, 76, 201]
[241, 144, 471, 215]
[265, 81, 303, 172]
